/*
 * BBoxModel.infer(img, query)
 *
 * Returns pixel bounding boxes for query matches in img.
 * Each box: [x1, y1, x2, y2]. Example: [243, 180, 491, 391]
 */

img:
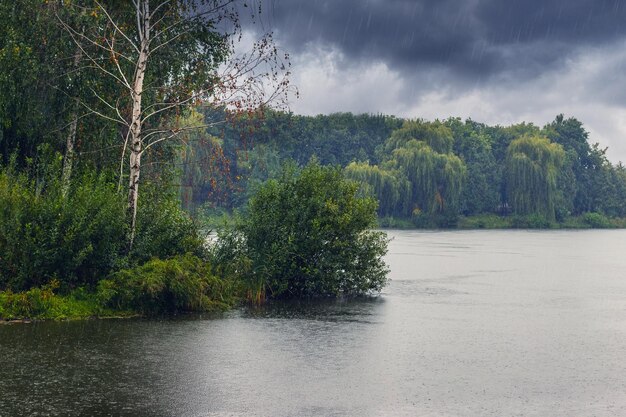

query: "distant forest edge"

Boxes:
[183, 110, 626, 228]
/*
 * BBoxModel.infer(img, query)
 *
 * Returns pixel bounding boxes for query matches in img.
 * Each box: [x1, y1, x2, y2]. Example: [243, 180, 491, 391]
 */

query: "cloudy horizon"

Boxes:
[244, 0, 626, 163]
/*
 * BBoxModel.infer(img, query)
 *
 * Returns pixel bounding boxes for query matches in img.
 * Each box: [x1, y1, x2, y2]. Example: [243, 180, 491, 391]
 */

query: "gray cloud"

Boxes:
[260, 0, 626, 80]
[240, 0, 626, 162]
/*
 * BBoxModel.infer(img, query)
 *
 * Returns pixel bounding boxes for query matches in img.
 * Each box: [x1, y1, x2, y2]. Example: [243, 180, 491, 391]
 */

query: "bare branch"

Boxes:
[141, 121, 226, 154]
[89, 88, 128, 125]
[94, 0, 140, 53]
[57, 16, 133, 91]
[141, 90, 209, 123]
[148, 26, 192, 56]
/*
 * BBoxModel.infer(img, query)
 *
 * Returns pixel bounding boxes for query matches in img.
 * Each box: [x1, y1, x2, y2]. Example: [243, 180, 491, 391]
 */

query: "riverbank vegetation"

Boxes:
[0, 162, 388, 321]
[1, 1, 387, 321]
[213, 162, 388, 302]
[182, 112, 626, 229]
[3, 2, 626, 322]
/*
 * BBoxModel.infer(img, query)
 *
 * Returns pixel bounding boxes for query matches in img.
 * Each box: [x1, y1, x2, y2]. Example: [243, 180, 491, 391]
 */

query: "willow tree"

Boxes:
[58, 0, 292, 245]
[391, 140, 465, 215]
[384, 119, 454, 155]
[505, 135, 565, 220]
[349, 120, 465, 219]
[344, 161, 411, 217]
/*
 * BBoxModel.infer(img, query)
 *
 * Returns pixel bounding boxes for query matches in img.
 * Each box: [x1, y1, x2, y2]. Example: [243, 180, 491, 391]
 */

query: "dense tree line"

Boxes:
[183, 110, 626, 224]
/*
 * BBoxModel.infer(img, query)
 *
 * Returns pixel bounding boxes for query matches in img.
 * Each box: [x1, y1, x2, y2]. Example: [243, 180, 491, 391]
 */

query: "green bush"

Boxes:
[0, 158, 210, 292]
[0, 168, 127, 291]
[581, 212, 614, 228]
[0, 281, 59, 319]
[130, 186, 207, 263]
[0, 280, 113, 320]
[509, 214, 554, 229]
[98, 254, 237, 314]
[217, 161, 389, 301]
[411, 210, 435, 228]
[457, 214, 511, 229]
[377, 216, 414, 229]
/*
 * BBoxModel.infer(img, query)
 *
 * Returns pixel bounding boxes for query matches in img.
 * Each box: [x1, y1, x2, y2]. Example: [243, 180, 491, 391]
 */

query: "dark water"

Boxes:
[2, 230, 626, 417]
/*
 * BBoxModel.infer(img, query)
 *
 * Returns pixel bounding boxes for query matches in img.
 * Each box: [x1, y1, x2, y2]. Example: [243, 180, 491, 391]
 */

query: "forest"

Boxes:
[184, 109, 626, 228]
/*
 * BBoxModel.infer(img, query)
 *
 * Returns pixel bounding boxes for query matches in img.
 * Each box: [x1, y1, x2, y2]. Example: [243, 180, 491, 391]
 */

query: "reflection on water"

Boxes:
[242, 297, 385, 323]
[2, 230, 626, 417]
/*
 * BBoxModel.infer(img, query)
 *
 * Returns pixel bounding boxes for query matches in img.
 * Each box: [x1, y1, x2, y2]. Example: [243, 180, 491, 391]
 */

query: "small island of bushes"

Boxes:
[0, 162, 388, 321]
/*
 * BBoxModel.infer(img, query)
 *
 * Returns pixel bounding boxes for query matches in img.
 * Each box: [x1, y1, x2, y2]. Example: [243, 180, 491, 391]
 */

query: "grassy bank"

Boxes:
[0, 281, 133, 321]
[204, 210, 626, 232]
[459, 213, 626, 229]
[0, 255, 239, 322]
[377, 213, 626, 230]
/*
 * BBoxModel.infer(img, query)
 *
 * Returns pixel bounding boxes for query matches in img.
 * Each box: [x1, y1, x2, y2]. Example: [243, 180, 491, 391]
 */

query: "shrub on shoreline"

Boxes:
[97, 254, 237, 314]
[215, 162, 390, 302]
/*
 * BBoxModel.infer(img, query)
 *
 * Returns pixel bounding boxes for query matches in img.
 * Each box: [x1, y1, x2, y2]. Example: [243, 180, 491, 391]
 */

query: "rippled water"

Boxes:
[2, 230, 626, 417]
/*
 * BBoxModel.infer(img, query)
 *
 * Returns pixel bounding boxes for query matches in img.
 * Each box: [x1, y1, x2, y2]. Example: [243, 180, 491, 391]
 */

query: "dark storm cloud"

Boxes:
[236, 0, 626, 162]
[259, 0, 626, 80]
[477, 0, 625, 45]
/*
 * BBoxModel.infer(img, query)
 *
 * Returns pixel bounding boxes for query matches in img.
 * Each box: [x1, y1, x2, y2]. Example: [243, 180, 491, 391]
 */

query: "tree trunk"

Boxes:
[127, 0, 150, 248]
[61, 44, 83, 197]
[61, 105, 78, 196]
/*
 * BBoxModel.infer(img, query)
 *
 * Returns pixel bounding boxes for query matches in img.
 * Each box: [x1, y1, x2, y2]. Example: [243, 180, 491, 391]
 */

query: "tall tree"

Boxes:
[505, 135, 565, 220]
[58, 0, 292, 244]
[344, 161, 411, 217]
[447, 118, 500, 215]
[344, 120, 465, 220]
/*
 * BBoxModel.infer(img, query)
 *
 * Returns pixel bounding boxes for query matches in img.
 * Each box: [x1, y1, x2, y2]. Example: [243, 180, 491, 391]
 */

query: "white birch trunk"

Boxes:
[128, 0, 150, 247]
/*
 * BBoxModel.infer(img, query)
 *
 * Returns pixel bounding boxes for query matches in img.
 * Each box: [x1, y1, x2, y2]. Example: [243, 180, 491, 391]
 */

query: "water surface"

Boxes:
[2, 230, 626, 416]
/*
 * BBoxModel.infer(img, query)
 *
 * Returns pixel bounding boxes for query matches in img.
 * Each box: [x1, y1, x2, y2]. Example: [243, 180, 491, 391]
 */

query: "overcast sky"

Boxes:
[246, 0, 626, 162]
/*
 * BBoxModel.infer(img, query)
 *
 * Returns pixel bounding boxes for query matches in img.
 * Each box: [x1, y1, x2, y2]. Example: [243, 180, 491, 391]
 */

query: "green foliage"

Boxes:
[505, 136, 566, 220]
[0, 165, 127, 291]
[457, 214, 511, 229]
[410, 210, 436, 228]
[131, 185, 207, 263]
[346, 120, 466, 221]
[447, 118, 500, 215]
[0, 158, 209, 292]
[509, 214, 555, 229]
[344, 161, 411, 216]
[0, 280, 125, 320]
[98, 254, 236, 314]
[377, 216, 414, 229]
[232, 143, 284, 208]
[217, 161, 389, 300]
[197, 206, 236, 230]
[0, 1, 121, 169]
[384, 119, 454, 154]
[185, 110, 403, 209]
[184, 111, 626, 229]
[581, 212, 614, 229]
[391, 138, 466, 216]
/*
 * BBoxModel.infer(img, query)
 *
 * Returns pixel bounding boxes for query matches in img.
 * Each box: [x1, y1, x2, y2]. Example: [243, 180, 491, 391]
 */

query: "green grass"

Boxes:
[457, 214, 513, 229]
[377, 216, 415, 229]
[0, 254, 239, 321]
[380, 213, 626, 230]
[0, 281, 134, 321]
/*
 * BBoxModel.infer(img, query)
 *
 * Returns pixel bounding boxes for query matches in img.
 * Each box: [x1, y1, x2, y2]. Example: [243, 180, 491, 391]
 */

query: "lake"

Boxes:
[1, 230, 626, 417]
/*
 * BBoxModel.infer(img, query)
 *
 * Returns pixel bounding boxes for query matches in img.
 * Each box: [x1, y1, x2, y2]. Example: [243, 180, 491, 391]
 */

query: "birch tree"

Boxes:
[58, 0, 292, 245]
